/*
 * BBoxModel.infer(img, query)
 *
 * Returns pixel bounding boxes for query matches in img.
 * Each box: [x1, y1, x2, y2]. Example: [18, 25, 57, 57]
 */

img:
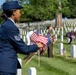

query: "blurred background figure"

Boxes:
[45, 25, 55, 57]
[66, 31, 75, 44]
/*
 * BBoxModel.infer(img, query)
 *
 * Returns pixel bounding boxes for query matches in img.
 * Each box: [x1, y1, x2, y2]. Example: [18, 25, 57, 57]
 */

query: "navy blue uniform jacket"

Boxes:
[0, 19, 38, 73]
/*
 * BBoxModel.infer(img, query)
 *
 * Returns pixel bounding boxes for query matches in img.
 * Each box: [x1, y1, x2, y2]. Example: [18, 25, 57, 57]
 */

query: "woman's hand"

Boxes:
[36, 42, 44, 48]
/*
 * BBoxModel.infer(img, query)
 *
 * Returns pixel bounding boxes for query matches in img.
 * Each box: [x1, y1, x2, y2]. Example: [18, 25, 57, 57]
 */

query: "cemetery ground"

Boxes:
[18, 35, 76, 75]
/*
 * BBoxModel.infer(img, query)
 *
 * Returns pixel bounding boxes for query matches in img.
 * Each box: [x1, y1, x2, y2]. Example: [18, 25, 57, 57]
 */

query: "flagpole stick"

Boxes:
[24, 52, 37, 65]
[38, 50, 40, 66]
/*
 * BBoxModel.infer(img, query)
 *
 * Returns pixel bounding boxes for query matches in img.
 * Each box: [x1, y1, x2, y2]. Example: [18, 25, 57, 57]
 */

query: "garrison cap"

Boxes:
[2, 1, 23, 11]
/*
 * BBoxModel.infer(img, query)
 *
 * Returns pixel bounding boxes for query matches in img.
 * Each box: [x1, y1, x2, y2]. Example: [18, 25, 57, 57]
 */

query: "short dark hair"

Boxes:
[4, 9, 16, 17]
[47, 25, 51, 29]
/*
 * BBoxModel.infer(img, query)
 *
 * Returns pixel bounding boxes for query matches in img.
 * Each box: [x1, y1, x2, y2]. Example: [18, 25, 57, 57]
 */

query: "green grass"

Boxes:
[18, 36, 76, 75]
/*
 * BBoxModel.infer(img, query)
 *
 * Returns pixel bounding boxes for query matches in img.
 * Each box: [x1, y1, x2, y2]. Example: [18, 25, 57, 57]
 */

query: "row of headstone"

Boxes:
[52, 27, 64, 35]
[19, 27, 63, 43]
[16, 18, 76, 35]
[64, 26, 75, 32]
[19, 25, 65, 36]
[63, 19, 76, 27]
[59, 43, 76, 58]
[16, 18, 76, 28]
[19, 25, 65, 37]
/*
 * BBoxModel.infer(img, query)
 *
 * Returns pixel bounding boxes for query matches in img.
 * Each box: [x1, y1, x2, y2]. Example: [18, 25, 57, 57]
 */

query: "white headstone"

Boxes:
[52, 29, 55, 34]
[23, 36, 26, 42]
[57, 28, 60, 35]
[67, 38, 70, 43]
[59, 43, 63, 55]
[25, 31, 27, 35]
[60, 35, 63, 42]
[28, 67, 36, 75]
[68, 27, 70, 31]
[55, 28, 57, 32]
[17, 58, 22, 75]
[20, 35, 22, 38]
[61, 27, 63, 35]
[64, 27, 67, 32]
[70, 45, 76, 58]
[54, 34, 57, 42]
[43, 30, 45, 35]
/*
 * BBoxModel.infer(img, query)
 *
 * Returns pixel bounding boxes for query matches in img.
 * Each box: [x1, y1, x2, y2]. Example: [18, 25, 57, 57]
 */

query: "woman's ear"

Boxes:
[12, 10, 16, 16]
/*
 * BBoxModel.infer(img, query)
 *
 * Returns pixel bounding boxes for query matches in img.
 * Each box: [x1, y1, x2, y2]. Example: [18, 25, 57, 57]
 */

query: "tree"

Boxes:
[55, 0, 71, 27]
[21, 0, 58, 21]
[67, 0, 76, 18]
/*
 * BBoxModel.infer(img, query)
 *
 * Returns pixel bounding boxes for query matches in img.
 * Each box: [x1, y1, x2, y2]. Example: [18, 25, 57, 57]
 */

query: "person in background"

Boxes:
[46, 25, 54, 57]
[66, 31, 75, 44]
[46, 25, 55, 44]
[0, 1, 43, 75]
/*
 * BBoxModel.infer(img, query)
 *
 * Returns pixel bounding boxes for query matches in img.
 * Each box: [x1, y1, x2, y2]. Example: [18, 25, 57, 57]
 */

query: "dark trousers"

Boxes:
[0, 72, 16, 75]
[47, 43, 53, 58]
[69, 37, 72, 44]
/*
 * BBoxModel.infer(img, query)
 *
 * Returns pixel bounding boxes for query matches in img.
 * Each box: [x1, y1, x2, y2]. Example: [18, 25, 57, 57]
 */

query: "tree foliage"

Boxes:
[20, 0, 71, 22]
[67, 0, 76, 18]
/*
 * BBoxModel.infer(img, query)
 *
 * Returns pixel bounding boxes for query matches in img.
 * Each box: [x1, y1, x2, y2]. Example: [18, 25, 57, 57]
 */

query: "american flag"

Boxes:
[30, 32, 48, 50]
[30, 32, 39, 44]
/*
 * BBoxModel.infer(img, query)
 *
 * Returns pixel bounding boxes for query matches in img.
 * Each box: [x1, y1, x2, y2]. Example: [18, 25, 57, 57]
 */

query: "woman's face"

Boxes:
[13, 9, 21, 22]
[49, 26, 52, 30]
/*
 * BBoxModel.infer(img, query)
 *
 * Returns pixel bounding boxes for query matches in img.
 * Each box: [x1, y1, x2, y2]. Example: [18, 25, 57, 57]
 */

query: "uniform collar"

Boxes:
[8, 18, 16, 25]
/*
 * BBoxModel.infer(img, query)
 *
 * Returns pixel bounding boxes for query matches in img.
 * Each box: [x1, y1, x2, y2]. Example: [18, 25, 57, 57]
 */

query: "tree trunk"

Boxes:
[55, 13, 62, 28]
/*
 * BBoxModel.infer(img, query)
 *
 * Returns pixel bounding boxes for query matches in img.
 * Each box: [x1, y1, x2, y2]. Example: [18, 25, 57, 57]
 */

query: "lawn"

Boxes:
[18, 35, 76, 75]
